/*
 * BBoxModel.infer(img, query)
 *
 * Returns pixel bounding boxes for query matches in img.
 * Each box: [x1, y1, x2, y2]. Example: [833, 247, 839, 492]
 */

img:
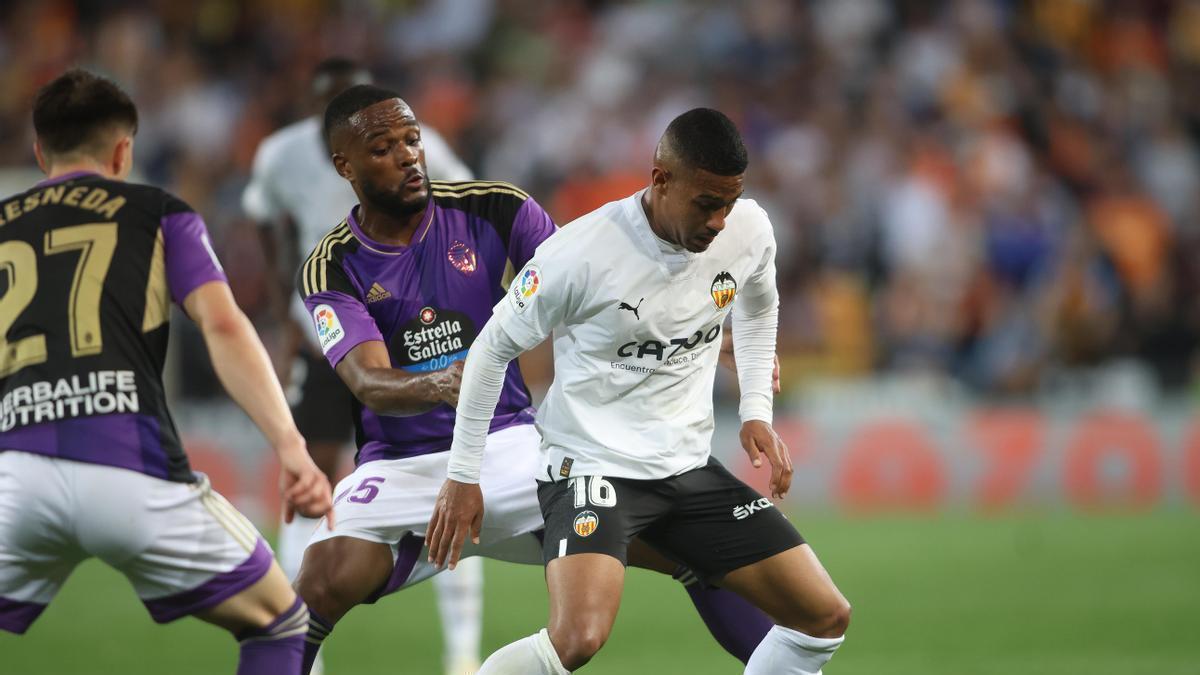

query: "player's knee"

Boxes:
[782, 596, 851, 639]
[548, 620, 611, 670]
[293, 563, 353, 623]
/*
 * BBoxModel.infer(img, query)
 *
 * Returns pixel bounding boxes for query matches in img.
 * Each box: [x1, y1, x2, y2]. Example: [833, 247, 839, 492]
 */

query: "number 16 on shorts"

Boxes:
[568, 476, 615, 542]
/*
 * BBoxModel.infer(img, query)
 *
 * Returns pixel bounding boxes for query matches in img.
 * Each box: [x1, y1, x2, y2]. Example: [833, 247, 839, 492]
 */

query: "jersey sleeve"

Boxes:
[508, 197, 558, 269]
[160, 198, 229, 305]
[731, 204, 779, 423]
[242, 138, 281, 223]
[490, 246, 579, 351]
[298, 257, 382, 368]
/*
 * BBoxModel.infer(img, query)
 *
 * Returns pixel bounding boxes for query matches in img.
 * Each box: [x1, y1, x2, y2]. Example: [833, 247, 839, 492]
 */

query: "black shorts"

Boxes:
[537, 457, 804, 582]
[291, 349, 355, 445]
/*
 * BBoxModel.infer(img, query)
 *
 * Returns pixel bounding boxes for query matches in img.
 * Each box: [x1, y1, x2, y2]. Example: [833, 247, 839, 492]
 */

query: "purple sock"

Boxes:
[300, 609, 334, 675]
[675, 567, 774, 664]
[236, 597, 309, 675]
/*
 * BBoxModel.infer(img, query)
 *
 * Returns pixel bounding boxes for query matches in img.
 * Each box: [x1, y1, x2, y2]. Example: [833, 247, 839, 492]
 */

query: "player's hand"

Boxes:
[740, 420, 792, 499]
[432, 361, 465, 408]
[718, 332, 782, 394]
[426, 479, 483, 570]
[277, 435, 335, 529]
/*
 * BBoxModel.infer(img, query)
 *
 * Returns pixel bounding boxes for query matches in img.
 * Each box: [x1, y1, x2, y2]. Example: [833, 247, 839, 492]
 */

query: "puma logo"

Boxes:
[618, 298, 643, 320]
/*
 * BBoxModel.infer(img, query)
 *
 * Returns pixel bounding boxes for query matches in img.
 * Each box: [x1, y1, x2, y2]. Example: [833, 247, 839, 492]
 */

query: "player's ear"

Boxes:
[650, 165, 670, 195]
[33, 140, 48, 175]
[332, 152, 353, 181]
[112, 135, 134, 180]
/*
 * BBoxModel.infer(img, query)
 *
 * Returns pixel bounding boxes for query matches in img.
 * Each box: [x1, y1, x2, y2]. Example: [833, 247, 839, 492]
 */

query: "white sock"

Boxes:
[478, 629, 569, 675]
[744, 625, 844, 674]
[277, 515, 320, 581]
[434, 556, 484, 672]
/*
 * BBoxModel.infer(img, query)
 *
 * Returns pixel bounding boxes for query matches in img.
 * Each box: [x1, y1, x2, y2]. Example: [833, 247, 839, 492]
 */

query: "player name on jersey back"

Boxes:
[0, 173, 228, 482]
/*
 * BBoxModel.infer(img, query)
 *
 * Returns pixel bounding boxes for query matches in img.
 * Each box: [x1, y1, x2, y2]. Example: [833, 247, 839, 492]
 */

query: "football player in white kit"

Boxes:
[429, 109, 852, 674]
[241, 59, 482, 675]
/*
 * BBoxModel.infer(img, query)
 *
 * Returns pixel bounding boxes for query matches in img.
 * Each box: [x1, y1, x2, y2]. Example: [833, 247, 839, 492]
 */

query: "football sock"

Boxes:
[477, 628, 570, 675]
[300, 609, 334, 675]
[433, 555, 483, 673]
[277, 515, 320, 581]
[744, 625, 844, 675]
[235, 597, 309, 675]
[674, 566, 773, 663]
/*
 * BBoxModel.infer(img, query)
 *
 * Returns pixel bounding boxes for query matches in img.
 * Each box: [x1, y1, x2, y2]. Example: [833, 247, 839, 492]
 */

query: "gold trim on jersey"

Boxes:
[500, 257, 516, 292]
[143, 229, 169, 332]
[301, 222, 351, 296]
[430, 179, 530, 200]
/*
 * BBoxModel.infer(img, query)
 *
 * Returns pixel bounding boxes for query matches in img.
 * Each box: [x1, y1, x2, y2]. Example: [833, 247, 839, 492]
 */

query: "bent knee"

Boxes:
[788, 597, 851, 639]
[549, 622, 612, 670]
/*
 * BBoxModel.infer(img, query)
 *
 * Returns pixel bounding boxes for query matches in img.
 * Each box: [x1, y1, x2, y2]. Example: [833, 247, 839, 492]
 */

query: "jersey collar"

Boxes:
[346, 201, 436, 256]
[36, 170, 100, 188]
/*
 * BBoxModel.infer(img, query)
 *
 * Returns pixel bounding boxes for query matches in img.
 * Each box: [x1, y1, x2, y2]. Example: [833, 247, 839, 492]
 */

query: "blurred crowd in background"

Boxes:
[3, 0, 1200, 401]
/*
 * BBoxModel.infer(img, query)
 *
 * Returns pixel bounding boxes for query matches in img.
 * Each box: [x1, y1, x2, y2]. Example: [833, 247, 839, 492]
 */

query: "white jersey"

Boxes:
[490, 190, 778, 481]
[241, 116, 473, 336]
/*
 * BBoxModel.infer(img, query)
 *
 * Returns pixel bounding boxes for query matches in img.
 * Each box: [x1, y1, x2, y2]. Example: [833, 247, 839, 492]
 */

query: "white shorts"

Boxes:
[0, 451, 273, 633]
[308, 423, 544, 600]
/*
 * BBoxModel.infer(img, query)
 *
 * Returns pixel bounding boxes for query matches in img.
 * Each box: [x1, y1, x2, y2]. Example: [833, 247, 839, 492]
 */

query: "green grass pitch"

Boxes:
[3, 512, 1197, 674]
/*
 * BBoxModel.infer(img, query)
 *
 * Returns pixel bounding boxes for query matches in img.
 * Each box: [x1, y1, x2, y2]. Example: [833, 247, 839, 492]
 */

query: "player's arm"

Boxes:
[165, 201, 332, 523]
[183, 282, 332, 523]
[334, 340, 461, 415]
[732, 209, 790, 499]
[428, 254, 574, 569]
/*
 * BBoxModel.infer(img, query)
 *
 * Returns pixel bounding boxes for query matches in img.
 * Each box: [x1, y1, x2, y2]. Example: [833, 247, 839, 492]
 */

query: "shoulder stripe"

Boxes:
[301, 224, 348, 296]
[430, 180, 529, 200]
[301, 222, 350, 296]
[309, 231, 353, 296]
[432, 186, 529, 201]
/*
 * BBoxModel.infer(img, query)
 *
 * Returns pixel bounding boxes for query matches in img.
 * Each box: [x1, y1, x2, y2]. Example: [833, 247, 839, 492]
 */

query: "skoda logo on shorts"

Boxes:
[573, 510, 599, 537]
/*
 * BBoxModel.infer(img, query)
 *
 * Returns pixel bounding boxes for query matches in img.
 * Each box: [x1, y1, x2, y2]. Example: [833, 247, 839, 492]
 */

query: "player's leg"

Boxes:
[645, 459, 850, 675]
[720, 545, 850, 674]
[195, 563, 310, 675]
[478, 472, 662, 674]
[292, 535, 395, 674]
[479, 553, 624, 674]
[627, 538, 773, 663]
[0, 452, 83, 636]
[68, 463, 309, 675]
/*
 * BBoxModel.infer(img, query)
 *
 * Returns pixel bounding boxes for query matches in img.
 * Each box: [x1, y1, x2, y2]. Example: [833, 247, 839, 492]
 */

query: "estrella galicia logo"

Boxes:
[711, 271, 737, 309]
[391, 307, 476, 372]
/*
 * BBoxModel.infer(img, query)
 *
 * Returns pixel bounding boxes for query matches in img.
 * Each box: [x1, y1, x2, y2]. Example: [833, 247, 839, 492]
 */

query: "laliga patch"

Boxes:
[313, 304, 345, 354]
[573, 510, 599, 537]
[711, 271, 737, 309]
[447, 240, 477, 274]
[507, 264, 541, 314]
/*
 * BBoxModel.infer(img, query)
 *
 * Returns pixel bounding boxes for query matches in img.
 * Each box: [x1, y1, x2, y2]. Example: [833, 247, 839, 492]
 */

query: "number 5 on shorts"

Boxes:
[568, 476, 617, 508]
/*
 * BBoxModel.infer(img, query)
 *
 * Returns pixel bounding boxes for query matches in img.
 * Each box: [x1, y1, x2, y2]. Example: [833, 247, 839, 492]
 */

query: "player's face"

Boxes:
[343, 99, 430, 219]
[657, 167, 744, 253]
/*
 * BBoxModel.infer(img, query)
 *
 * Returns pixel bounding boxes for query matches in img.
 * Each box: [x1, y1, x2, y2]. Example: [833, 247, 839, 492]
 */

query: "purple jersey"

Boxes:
[298, 180, 556, 464]
[0, 172, 227, 482]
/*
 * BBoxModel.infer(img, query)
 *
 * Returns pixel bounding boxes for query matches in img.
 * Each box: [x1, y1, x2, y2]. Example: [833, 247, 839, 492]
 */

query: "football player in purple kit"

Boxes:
[0, 70, 333, 674]
[292, 84, 774, 673]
